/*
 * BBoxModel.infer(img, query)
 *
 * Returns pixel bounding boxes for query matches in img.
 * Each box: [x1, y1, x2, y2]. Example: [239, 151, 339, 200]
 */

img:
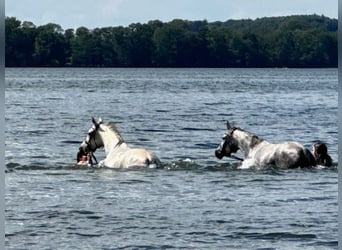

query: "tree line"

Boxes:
[5, 15, 337, 68]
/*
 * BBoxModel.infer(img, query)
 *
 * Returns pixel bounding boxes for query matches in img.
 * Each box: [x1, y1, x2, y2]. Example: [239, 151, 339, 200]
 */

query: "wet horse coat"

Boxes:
[215, 122, 316, 169]
[80, 117, 161, 168]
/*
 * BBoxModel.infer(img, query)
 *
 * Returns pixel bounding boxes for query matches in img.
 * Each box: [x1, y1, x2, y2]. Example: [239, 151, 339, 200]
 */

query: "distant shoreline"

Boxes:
[5, 14, 337, 68]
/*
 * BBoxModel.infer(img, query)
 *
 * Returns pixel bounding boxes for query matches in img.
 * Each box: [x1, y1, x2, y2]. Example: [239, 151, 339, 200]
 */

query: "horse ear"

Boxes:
[227, 121, 231, 129]
[98, 117, 103, 124]
[91, 117, 97, 126]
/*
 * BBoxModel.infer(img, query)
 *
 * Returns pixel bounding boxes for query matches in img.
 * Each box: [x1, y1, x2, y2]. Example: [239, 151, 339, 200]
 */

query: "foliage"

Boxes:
[5, 15, 337, 67]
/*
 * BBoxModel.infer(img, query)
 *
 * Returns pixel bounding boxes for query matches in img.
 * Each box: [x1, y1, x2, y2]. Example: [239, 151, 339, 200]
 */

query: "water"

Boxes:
[5, 68, 338, 249]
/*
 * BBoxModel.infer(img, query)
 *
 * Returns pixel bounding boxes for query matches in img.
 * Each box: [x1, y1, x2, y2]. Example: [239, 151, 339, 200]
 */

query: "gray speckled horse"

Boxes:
[80, 117, 161, 168]
[215, 122, 316, 169]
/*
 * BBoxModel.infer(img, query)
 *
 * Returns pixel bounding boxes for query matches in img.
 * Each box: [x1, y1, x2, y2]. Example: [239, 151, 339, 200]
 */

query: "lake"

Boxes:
[5, 68, 338, 249]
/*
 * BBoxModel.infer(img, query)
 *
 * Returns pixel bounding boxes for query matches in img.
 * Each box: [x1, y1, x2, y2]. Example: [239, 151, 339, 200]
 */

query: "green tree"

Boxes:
[71, 27, 93, 66]
[5, 17, 36, 66]
[207, 27, 232, 67]
[125, 23, 155, 67]
[5, 15, 338, 68]
[152, 19, 191, 67]
[33, 23, 67, 66]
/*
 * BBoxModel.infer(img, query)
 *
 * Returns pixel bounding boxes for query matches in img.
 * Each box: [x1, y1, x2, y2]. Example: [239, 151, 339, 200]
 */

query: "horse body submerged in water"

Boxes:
[80, 117, 161, 168]
[215, 122, 323, 169]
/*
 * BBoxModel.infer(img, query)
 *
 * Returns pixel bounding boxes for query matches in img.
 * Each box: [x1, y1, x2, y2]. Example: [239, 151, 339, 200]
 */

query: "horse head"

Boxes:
[215, 121, 240, 159]
[80, 117, 105, 153]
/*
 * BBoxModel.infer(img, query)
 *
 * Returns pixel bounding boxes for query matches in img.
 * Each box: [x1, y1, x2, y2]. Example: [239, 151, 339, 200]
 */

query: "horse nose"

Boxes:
[215, 146, 224, 159]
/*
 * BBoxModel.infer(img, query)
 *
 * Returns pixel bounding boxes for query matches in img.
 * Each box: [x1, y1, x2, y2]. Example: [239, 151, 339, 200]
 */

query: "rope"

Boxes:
[230, 155, 244, 162]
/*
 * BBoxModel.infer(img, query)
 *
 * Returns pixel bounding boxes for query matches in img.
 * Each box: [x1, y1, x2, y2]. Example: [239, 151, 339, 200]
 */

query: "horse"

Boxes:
[79, 117, 161, 168]
[215, 122, 317, 169]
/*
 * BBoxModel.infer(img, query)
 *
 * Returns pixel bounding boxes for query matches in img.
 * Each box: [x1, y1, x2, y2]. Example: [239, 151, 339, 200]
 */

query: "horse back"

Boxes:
[256, 142, 315, 168]
[276, 142, 315, 168]
[115, 148, 161, 168]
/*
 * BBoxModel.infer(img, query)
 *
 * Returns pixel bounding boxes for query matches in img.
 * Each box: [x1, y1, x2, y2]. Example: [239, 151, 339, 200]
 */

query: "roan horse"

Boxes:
[215, 122, 318, 169]
[80, 117, 161, 168]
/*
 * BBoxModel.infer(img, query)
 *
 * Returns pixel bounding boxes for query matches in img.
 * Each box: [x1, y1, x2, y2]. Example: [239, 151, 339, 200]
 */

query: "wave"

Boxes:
[233, 231, 317, 240]
[5, 162, 66, 172]
[6, 159, 338, 173]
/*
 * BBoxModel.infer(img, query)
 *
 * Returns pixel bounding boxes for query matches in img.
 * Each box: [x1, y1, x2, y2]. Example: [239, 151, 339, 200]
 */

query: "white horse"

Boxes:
[215, 122, 317, 169]
[80, 117, 161, 168]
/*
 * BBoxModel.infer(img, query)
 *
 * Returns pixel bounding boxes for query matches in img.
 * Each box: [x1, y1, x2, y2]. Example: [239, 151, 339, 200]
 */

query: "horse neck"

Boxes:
[232, 129, 255, 157]
[98, 127, 126, 154]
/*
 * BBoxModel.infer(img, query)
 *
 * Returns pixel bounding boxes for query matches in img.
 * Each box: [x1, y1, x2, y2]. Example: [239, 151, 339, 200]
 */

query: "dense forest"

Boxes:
[5, 15, 337, 68]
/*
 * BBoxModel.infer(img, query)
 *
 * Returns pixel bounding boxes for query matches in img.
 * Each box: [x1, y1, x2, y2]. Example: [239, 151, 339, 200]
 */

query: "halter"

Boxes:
[86, 124, 124, 152]
[225, 127, 243, 161]
[229, 155, 243, 161]
[86, 130, 101, 151]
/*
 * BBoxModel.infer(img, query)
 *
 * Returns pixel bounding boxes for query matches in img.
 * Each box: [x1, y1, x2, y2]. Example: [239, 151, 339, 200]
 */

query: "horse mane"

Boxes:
[102, 122, 125, 143]
[232, 126, 264, 148]
[251, 135, 263, 148]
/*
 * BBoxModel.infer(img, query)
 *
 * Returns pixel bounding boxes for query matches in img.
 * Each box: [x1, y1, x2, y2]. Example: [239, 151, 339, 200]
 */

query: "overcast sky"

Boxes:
[5, 0, 338, 30]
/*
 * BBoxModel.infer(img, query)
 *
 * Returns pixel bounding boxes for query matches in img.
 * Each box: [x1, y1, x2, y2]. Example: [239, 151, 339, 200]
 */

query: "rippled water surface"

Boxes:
[5, 68, 338, 249]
